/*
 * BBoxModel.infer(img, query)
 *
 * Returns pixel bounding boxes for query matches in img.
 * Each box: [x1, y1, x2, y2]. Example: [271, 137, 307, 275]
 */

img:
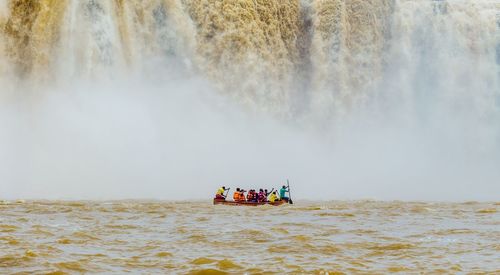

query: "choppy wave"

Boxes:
[0, 200, 499, 273]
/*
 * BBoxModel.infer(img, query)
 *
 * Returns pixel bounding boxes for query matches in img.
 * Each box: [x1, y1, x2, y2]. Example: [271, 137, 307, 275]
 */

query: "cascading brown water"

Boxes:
[307, 0, 393, 117]
[1, 0, 498, 116]
[183, 0, 303, 116]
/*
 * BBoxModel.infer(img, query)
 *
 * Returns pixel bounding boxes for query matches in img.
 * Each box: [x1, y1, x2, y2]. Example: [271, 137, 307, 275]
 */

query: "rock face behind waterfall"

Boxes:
[0, 0, 499, 120]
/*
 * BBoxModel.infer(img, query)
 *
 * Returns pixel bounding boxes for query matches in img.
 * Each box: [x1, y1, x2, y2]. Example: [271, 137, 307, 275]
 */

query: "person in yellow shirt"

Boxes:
[215, 186, 228, 199]
[268, 191, 278, 203]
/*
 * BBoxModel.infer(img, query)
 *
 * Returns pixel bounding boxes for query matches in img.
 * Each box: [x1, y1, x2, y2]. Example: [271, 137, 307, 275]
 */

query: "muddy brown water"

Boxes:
[0, 200, 499, 274]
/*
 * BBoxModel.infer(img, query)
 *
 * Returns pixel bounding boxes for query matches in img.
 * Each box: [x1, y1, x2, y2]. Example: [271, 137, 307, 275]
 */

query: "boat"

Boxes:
[213, 198, 290, 206]
[213, 179, 294, 206]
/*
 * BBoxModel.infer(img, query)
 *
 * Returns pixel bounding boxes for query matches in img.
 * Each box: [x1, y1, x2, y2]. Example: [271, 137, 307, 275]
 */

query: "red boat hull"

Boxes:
[213, 199, 288, 206]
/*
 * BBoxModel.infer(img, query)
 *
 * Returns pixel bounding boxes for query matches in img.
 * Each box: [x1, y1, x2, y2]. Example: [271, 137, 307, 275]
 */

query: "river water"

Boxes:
[1, 200, 498, 274]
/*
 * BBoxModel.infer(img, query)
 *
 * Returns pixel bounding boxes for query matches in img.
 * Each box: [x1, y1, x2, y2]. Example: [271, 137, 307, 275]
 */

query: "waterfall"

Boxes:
[1, 0, 498, 119]
[0, 0, 499, 200]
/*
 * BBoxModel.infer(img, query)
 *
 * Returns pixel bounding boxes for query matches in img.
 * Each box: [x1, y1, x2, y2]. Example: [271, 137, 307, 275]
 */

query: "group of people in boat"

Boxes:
[215, 185, 290, 203]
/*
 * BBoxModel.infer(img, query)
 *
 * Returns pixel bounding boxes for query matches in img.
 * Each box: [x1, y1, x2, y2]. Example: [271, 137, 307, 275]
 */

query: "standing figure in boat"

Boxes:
[279, 185, 290, 202]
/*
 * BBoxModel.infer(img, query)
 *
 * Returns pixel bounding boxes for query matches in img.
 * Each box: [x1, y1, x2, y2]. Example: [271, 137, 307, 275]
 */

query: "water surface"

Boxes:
[0, 200, 499, 274]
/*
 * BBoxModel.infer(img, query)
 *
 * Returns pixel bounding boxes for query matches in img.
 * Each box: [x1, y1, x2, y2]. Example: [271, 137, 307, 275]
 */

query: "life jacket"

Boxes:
[246, 192, 252, 201]
[233, 192, 239, 201]
[258, 192, 265, 202]
[239, 192, 246, 201]
[216, 188, 224, 196]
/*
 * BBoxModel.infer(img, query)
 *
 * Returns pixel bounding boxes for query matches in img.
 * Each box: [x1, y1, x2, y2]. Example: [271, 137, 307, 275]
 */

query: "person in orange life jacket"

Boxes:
[234, 188, 246, 202]
[233, 188, 241, 201]
[238, 189, 246, 202]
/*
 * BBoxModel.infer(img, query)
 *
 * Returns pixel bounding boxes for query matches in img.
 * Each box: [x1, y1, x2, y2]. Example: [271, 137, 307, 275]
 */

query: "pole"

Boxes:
[287, 179, 293, 204]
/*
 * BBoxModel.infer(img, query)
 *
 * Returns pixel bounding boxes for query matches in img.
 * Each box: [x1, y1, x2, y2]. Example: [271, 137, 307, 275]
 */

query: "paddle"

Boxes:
[287, 179, 293, 204]
[224, 188, 230, 199]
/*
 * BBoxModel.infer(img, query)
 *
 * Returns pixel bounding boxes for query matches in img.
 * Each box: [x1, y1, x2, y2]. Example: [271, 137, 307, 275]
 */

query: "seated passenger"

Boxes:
[258, 189, 266, 202]
[215, 186, 228, 199]
[238, 189, 246, 202]
[233, 188, 241, 201]
[246, 190, 254, 202]
[268, 191, 279, 203]
[252, 190, 259, 202]
[249, 190, 258, 202]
